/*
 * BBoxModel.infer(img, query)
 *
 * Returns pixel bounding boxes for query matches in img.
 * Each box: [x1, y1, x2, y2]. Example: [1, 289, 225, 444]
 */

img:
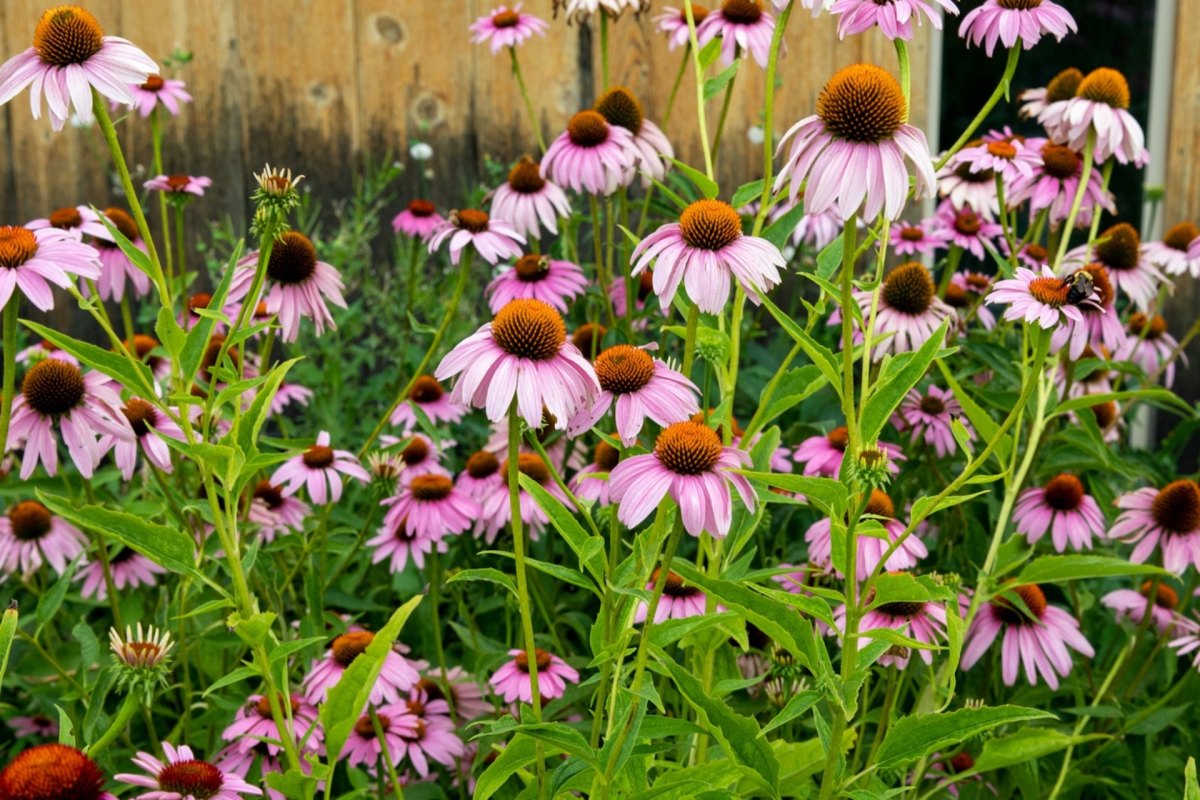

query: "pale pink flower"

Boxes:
[985, 265, 1100, 330]
[932, 200, 1003, 259]
[489, 648, 579, 703]
[804, 490, 927, 580]
[890, 219, 942, 256]
[851, 262, 954, 361]
[1007, 141, 1115, 227]
[303, 630, 420, 705]
[831, 0, 957, 42]
[115, 742, 262, 800]
[594, 86, 674, 183]
[1018, 67, 1083, 120]
[486, 255, 587, 314]
[26, 205, 113, 242]
[792, 426, 903, 477]
[230, 231, 347, 342]
[124, 74, 191, 117]
[1063, 223, 1168, 312]
[144, 174, 211, 196]
[478, 453, 573, 543]
[1145, 222, 1200, 278]
[1013, 473, 1106, 552]
[0, 224, 101, 311]
[1116, 313, 1183, 389]
[696, 0, 782, 67]
[633, 568, 712, 623]
[960, 0, 1076, 56]
[456, 450, 504, 500]
[428, 208, 525, 265]
[654, 6, 711, 50]
[893, 384, 973, 458]
[569, 344, 699, 445]
[392, 199, 445, 241]
[389, 375, 467, 431]
[220, 694, 320, 757]
[101, 398, 187, 480]
[0, 500, 86, 577]
[1038, 67, 1147, 166]
[541, 111, 637, 196]
[490, 157, 572, 239]
[469, 5, 548, 53]
[1110, 482, 1200, 574]
[0, 5, 157, 131]
[77, 547, 166, 600]
[270, 430, 370, 505]
[1101, 582, 1180, 634]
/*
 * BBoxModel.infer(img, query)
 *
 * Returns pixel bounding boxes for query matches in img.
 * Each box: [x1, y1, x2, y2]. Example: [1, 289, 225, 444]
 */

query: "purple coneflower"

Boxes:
[230, 230, 347, 342]
[1102, 581, 1179, 633]
[890, 220, 942, 256]
[470, 5, 548, 53]
[489, 648, 579, 703]
[436, 298, 598, 429]
[144, 174, 211, 197]
[1116, 313, 1183, 388]
[792, 426, 903, 477]
[367, 514, 444, 573]
[835, 585, 948, 668]
[248, 481, 310, 543]
[571, 439, 621, 505]
[486, 254, 587, 314]
[893, 385, 972, 458]
[555, 0, 648, 20]
[634, 568, 710, 623]
[541, 110, 637, 196]
[1168, 617, 1200, 672]
[831, 0, 957, 42]
[1049, 265, 1123, 360]
[999, 240, 1052, 271]
[8, 359, 132, 479]
[78, 547, 165, 600]
[393, 199, 445, 241]
[270, 430, 369, 505]
[852, 262, 954, 361]
[456, 450, 503, 500]
[1145, 222, 1200, 278]
[791, 204, 848, 251]
[419, 667, 493, 720]
[943, 272, 996, 330]
[389, 375, 467, 431]
[1014, 473, 1106, 552]
[654, 5, 710, 50]
[595, 86, 674, 183]
[26, 205, 113, 242]
[341, 703, 419, 771]
[985, 265, 1100, 330]
[268, 382, 312, 417]
[1019, 67, 1083, 120]
[805, 489, 927, 580]
[775, 64, 935, 222]
[221, 694, 320, 756]
[381, 474, 479, 541]
[610, 421, 755, 539]
[696, 0, 781, 67]
[962, 583, 1094, 688]
[0, 500, 86, 577]
[932, 201, 1002, 259]
[101, 398, 187, 480]
[0, 5, 157, 131]
[88, 207, 151, 302]
[569, 344, 699, 445]
[116, 743, 260, 800]
[303, 629, 420, 705]
[391, 688, 466, 777]
[959, 0, 1076, 55]
[6, 714, 58, 739]
[1007, 142, 1113, 227]
[1111, 481, 1200, 574]
[935, 155, 998, 217]
[0, 744, 114, 800]
[430, 208, 526, 267]
[490, 157, 572, 239]
[950, 135, 1040, 183]
[381, 432, 451, 487]
[478, 453, 572, 543]
[632, 199, 785, 314]
[1038, 67, 1147, 166]
[125, 74, 191, 117]
[1, 224, 101, 311]
[1065, 223, 1165, 312]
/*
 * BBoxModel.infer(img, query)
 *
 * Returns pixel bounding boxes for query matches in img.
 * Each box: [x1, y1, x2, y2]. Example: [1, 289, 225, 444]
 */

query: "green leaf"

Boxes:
[473, 735, 541, 800]
[36, 556, 80, 635]
[815, 236, 845, 280]
[1011, 555, 1170, 585]
[519, 475, 605, 585]
[761, 204, 806, 250]
[234, 358, 300, 465]
[731, 180, 765, 210]
[228, 610, 277, 647]
[672, 561, 832, 667]
[760, 365, 827, 426]
[319, 596, 423, 767]
[910, 491, 989, 527]
[874, 705, 1056, 770]
[936, 361, 1011, 464]
[627, 761, 745, 800]
[655, 656, 780, 797]
[698, 37, 722, 69]
[732, 470, 847, 516]
[703, 61, 740, 101]
[1051, 387, 1191, 418]
[860, 321, 952, 443]
[760, 293, 843, 399]
[969, 730, 1106, 775]
[264, 768, 318, 800]
[867, 572, 955, 611]
[667, 158, 719, 201]
[445, 568, 517, 599]
[0, 603, 17, 690]
[179, 239, 244, 385]
[1186, 757, 1200, 800]
[508, 722, 598, 769]
[760, 689, 820, 736]
[22, 320, 156, 397]
[483, 551, 599, 597]
[203, 665, 260, 697]
[37, 493, 200, 578]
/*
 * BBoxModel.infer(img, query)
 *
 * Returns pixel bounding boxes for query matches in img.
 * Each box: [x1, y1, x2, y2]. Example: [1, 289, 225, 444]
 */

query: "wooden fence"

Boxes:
[0, 0, 1196, 404]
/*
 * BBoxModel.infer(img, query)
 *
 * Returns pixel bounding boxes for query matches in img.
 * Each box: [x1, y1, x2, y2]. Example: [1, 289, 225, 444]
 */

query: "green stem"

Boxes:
[174, 205, 187, 299]
[370, 708, 407, 800]
[1082, 159, 1115, 263]
[894, 40, 911, 108]
[935, 46, 1020, 171]
[710, 56, 740, 161]
[361, 251, 473, 457]
[600, 13, 610, 89]
[0, 298, 18, 462]
[509, 47, 547, 153]
[839, 221, 861, 456]
[92, 91, 170, 307]
[590, 197, 619, 331]
[683, 2, 715, 180]
[85, 692, 140, 756]
[751, 1, 793, 236]
[1046, 643, 1130, 799]
[1052, 130, 1096, 271]
[119, 295, 135, 343]
[150, 108, 174, 298]
[742, 341, 802, 441]
[507, 403, 546, 796]
[681, 304, 700, 378]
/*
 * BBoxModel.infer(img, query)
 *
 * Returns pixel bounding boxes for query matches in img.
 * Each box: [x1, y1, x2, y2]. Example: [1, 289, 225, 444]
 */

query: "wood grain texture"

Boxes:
[1163, 0, 1200, 413]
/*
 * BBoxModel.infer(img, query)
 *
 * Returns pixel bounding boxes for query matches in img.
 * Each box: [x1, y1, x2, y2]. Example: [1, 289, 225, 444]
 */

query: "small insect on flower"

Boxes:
[1061, 270, 1093, 306]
